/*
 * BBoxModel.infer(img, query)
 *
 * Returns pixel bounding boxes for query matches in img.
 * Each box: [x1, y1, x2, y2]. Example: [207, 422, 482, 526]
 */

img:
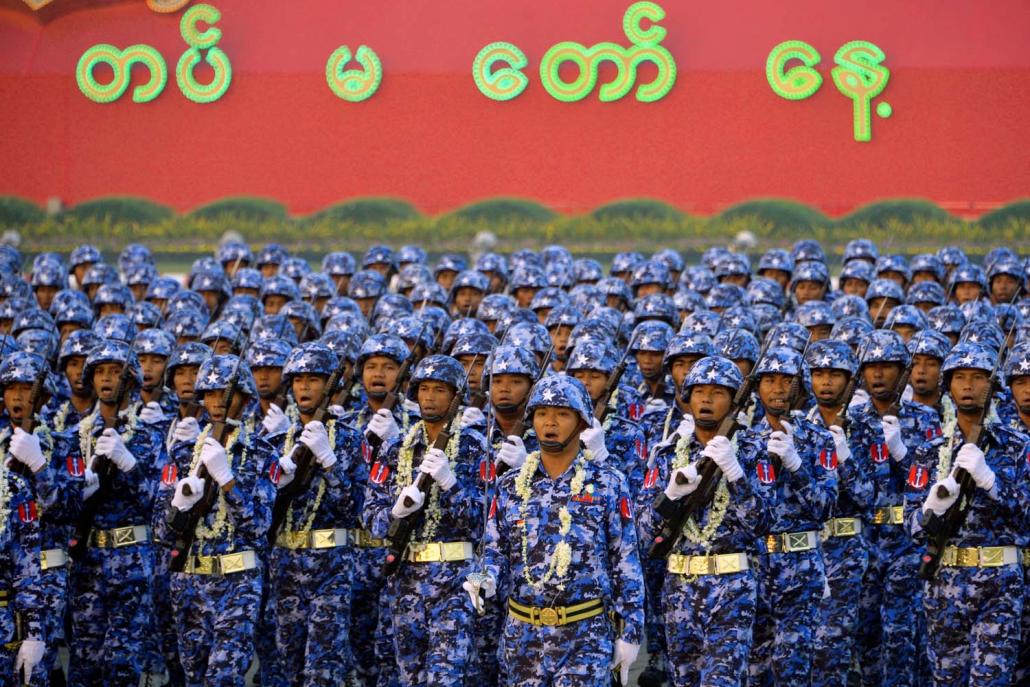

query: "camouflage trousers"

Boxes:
[499, 610, 614, 687]
[663, 568, 757, 687]
[152, 545, 186, 686]
[643, 553, 668, 665]
[35, 563, 69, 686]
[748, 549, 826, 687]
[923, 564, 1023, 687]
[269, 545, 355, 687]
[812, 533, 870, 687]
[170, 567, 262, 687]
[1016, 565, 1030, 685]
[350, 546, 397, 687]
[68, 542, 155, 687]
[256, 570, 287, 687]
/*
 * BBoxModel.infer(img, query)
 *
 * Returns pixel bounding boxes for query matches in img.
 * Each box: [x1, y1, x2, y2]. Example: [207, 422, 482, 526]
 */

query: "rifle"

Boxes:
[593, 333, 638, 422]
[648, 333, 775, 560]
[382, 358, 478, 576]
[918, 297, 1019, 580]
[831, 340, 870, 429]
[68, 358, 136, 561]
[364, 323, 428, 463]
[166, 344, 249, 572]
[267, 355, 352, 544]
[8, 366, 49, 479]
[494, 342, 555, 478]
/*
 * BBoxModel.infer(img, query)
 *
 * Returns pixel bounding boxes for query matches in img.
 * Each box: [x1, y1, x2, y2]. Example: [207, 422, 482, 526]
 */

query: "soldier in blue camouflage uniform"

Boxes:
[745, 346, 837, 686]
[848, 330, 941, 687]
[630, 321, 678, 408]
[267, 342, 366, 687]
[803, 340, 877, 687]
[132, 328, 180, 431]
[362, 355, 487, 686]
[44, 330, 103, 433]
[471, 374, 645, 686]
[67, 341, 164, 687]
[638, 333, 715, 450]
[1, 351, 83, 686]
[156, 353, 277, 687]
[910, 342, 1030, 686]
[638, 356, 771, 687]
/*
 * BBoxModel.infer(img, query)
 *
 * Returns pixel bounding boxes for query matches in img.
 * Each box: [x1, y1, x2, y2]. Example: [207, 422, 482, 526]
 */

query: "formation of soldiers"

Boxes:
[0, 236, 1027, 687]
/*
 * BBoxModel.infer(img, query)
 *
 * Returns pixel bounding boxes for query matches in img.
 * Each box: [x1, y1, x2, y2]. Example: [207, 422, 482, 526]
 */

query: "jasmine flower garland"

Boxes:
[78, 404, 139, 470]
[671, 431, 734, 551]
[190, 418, 254, 543]
[396, 417, 460, 544]
[282, 418, 337, 534]
[935, 399, 997, 480]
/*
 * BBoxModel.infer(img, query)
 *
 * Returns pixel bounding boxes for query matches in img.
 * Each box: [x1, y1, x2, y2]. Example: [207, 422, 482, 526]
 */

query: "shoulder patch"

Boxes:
[370, 462, 391, 485]
[643, 466, 659, 489]
[18, 501, 37, 523]
[66, 456, 86, 477]
[620, 496, 632, 521]
[268, 462, 282, 485]
[819, 448, 838, 471]
[870, 442, 889, 464]
[161, 464, 178, 486]
[907, 464, 930, 490]
[757, 459, 777, 484]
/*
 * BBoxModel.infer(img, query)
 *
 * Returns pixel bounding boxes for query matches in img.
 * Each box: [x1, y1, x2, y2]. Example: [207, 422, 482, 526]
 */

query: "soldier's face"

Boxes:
[222, 260, 249, 278]
[490, 374, 532, 410]
[635, 351, 664, 380]
[263, 295, 287, 315]
[759, 269, 790, 290]
[259, 263, 279, 279]
[990, 275, 1019, 304]
[635, 283, 664, 298]
[367, 262, 391, 278]
[734, 359, 753, 378]
[807, 325, 832, 342]
[720, 274, 749, 288]
[758, 373, 793, 416]
[532, 406, 582, 450]
[93, 362, 125, 403]
[72, 263, 92, 287]
[535, 308, 552, 324]
[910, 355, 941, 397]
[288, 318, 306, 342]
[59, 323, 82, 347]
[513, 287, 537, 309]
[34, 285, 58, 311]
[129, 283, 148, 302]
[484, 271, 504, 293]
[355, 298, 376, 319]
[862, 362, 902, 400]
[292, 374, 328, 413]
[234, 287, 259, 299]
[138, 354, 167, 391]
[891, 325, 917, 343]
[913, 300, 935, 314]
[417, 380, 455, 419]
[453, 287, 483, 316]
[550, 326, 573, 359]
[173, 365, 199, 402]
[456, 356, 485, 392]
[794, 281, 826, 304]
[605, 295, 626, 311]
[953, 282, 981, 304]
[252, 366, 283, 400]
[202, 389, 247, 423]
[949, 368, 991, 413]
[435, 270, 458, 290]
[199, 290, 222, 314]
[3, 381, 34, 423]
[811, 369, 849, 406]
[868, 298, 896, 327]
[841, 278, 869, 297]
[1010, 376, 1030, 416]
[65, 356, 90, 397]
[911, 271, 938, 285]
[97, 303, 124, 318]
[362, 356, 400, 399]
[688, 384, 732, 428]
[212, 339, 234, 356]
[879, 271, 907, 289]
[571, 370, 606, 403]
[669, 356, 701, 390]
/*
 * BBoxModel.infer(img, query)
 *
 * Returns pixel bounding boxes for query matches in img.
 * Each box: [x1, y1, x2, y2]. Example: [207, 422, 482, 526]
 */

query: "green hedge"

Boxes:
[591, 198, 686, 222]
[838, 198, 955, 229]
[0, 196, 45, 225]
[977, 199, 1030, 231]
[189, 196, 287, 222]
[302, 197, 421, 226]
[717, 198, 832, 234]
[60, 196, 174, 224]
[444, 197, 557, 224]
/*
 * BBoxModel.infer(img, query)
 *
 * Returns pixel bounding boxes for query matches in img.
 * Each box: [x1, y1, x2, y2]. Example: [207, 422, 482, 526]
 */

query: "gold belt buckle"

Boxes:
[834, 519, 857, 537]
[219, 552, 246, 574]
[312, 529, 338, 549]
[442, 542, 464, 561]
[1022, 549, 1030, 567]
[891, 506, 904, 524]
[785, 532, 810, 552]
[538, 607, 560, 626]
[978, 547, 1004, 567]
[113, 526, 137, 548]
[195, 556, 215, 575]
[764, 535, 780, 553]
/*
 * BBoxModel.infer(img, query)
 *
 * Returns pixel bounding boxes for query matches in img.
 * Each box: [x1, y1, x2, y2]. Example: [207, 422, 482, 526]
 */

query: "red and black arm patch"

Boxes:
[268, 462, 282, 485]
[18, 501, 37, 523]
[488, 495, 497, 520]
[66, 455, 86, 477]
[818, 448, 838, 471]
[619, 496, 633, 522]
[370, 461, 391, 485]
[907, 464, 930, 490]
[643, 466, 659, 489]
[161, 464, 178, 486]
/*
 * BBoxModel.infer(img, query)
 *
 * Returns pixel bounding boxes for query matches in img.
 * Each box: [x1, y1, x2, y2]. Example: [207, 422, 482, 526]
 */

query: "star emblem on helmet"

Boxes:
[1019, 360, 1030, 372]
[206, 371, 221, 385]
[871, 346, 884, 357]
[769, 360, 781, 371]
[541, 388, 557, 402]
[496, 359, 510, 371]
[423, 364, 436, 376]
[958, 353, 974, 366]
[778, 334, 789, 345]
[819, 355, 832, 367]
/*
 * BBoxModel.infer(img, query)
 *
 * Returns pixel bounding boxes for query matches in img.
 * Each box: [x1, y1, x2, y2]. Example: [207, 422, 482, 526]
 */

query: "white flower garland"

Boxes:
[935, 398, 998, 480]
[397, 417, 460, 544]
[53, 401, 72, 433]
[282, 417, 337, 534]
[78, 403, 139, 470]
[671, 431, 735, 552]
[189, 418, 254, 543]
[513, 448, 595, 592]
[0, 430, 12, 538]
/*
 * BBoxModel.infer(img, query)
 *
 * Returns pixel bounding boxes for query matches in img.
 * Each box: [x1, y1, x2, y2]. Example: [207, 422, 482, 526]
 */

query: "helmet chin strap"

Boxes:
[539, 419, 588, 454]
[493, 401, 522, 413]
[366, 390, 387, 400]
[421, 412, 447, 423]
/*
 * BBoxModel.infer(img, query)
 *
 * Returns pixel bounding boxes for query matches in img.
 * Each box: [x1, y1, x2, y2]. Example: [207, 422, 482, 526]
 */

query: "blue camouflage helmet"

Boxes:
[865, 278, 904, 304]
[81, 263, 120, 289]
[752, 303, 783, 336]
[652, 248, 685, 275]
[524, 374, 593, 426]
[246, 338, 293, 369]
[941, 342, 995, 382]
[631, 260, 671, 290]
[509, 266, 547, 292]
[190, 256, 222, 280]
[419, 305, 452, 339]
[541, 245, 573, 267]
[986, 257, 1024, 284]
[1003, 342, 1030, 384]
[408, 354, 467, 399]
[704, 283, 746, 310]
[611, 251, 645, 276]
[681, 310, 721, 338]
[884, 304, 927, 332]
[587, 307, 624, 335]
[82, 340, 142, 389]
[124, 263, 157, 288]
[984, 247, 1018, 271]
[261, 274, 300, 302]
[167, 290, 210, 319]
[544, 304, 582, 330]
[320, 329, 361, 362]
[906, 330, 952, 361]
[572, 258, 604, 284]
[926, 304, 966, 336]
[146, 276, 182, 302]
[569, 284, 602, 311]
[701, 247, 732, 272]
[280, 299, 321, 333]
[830, 294, 869, 320]
[0, 298, 28, 323]
[451, 270, 490, 295]
[93, 314, 137, 343]
[682, 355, 744, 399]
[433, 253, 467, 276]
[16, 330, 57, 361]
[910, 253, 945, 282]
[256, 243, 289, 267]
[280, 256, 311, 281]
[958, 299, 996, 325]
[299, 273, 335, 302]
[543, 263, 574, 289]
[0, 351, 52, 392]
[597, 277, 632, 304]
[791, 240, 826, 264]
[118, 243, 153, 270]
[216, 240, 253, 267]
[487, 345, 538, 377]
[530, 287, 570, 312]
[397, 245, 427, 266]
[629, 320, 675, 353]
[190, 268, 230, 297]
[477, 293, 517, 322]
[714, 329, 760, 363]
[758, 249, 794, 274]
[746, 277, 786, 309]
[358, 333, 410, 366]
[718, 306, 758, 335]
[132, 328, 176, 358]
[566, 340, 618, 374]
[283, 342, 340, 383]
[389, 315, 434, 350]
[195, 354, 257, 397]
[11, 308, 56, 338]
[805, 339, 858, 375]
[409, 281, 448, 307]
[201, 320, 243, 349]
[509, 248, 540, 270]
[995, 303, 1024, 333]
[633, 293, 678, 325]
[672, 289, 707, 315]
[959, 322, 1004, 353]
[371, 293, 414, 325]
[164, 309, 209, 340]
[506, 322, 551, 354]
[681, 266, 716, 294]
[858, 329, 911, 367]
[875, 255, 911, 283]
[50, 288, 90, 313]
[166, 342, 213, 379]
[219, 300, 259, 332]
[795, 301, 837, 329]
[451, 332, 498, 358]
[567, 320, 617, 352]
[767, 322, 810, 352]
[69, 244, 102, 268]
[92, 283, 134, 310]
[443, 318, 491, 352]
[839, 260, 875, 286]
[907, 281, 946, 307]
[665, 333, 715, 365]
[755, 346, 804, 377]
[714, 253, 751, 281]
[475, 252, 508, 279]
[231, 268, 264, 292]
[843, 239, 878, 264]
[251, 314, 299, 346]
[321, 297, 362, 323]
[58, 330, 103, 370]
[792, 261, 830, 288]
[322, 251, 357, 277]
[495, 308, 537, 339]
[128, 301, 163, 330]
[948, 264, 987, 292]
[31, 261, 67, 289]
[1015, 297, 1030, 322]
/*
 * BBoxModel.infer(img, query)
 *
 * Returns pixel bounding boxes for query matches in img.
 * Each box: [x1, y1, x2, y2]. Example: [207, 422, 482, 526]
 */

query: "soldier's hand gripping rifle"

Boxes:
[494, 342, 555, 479]
[648, 334, 774, 560]
[382, 357, 479, 577]
[267, 355, 351, 544]
[68, 359, 135, 561]
[364, 323, 428, 463]
[8, 366, 49, 480]
[831, 340, 871, 430]
[593, 332, 639, 422]
[166, 346, 249, 572]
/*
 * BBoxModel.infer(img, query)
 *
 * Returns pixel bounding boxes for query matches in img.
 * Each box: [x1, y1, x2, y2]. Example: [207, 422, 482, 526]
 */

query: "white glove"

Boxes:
[275, 448, 297, 488]
[849, 388, 870, 409]
[460, 406, 485, 429]
[704, 435, 743, 482]
[391, 484, 425, 518]
[664, 464, 699, 500]
[646, 397, 667, 410]
[419, 447, 456, 490]
[9, 428, 45, 473]
[199, 436, 233, 486]
[882, 415, 908, 461]
[827, 425, 851, 464]
[83, 469, 99, 500]
[15, 638, 45, 681]
[902, 384, 914, 403]
[673, 414, 695, 441]
[612, 639, 640, 685]
[171, 476, 205, 511]
[736, 410, 750, 428]
[768, 422, 801, 472]
[300, 421, 337, 469]
[367, 408, 400, 442]
[96, 429, 136, 472]
[922, 476, 960, 516]
[581, 418, 609, 462]
[262, 404, 289, 436]
[402, 398, 420, 415]
[329, 404, 346, 418]
[139, 401, 166, 425]
[462, 572, 497, 614]
[955, 443, 995, 492]
[172, 416, 200, 443]
[497, 435, 527, 469]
